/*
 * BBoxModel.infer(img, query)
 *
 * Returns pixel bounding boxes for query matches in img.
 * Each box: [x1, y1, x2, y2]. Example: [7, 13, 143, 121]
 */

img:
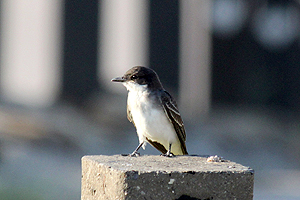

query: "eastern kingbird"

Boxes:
[111, 66, 188, 156]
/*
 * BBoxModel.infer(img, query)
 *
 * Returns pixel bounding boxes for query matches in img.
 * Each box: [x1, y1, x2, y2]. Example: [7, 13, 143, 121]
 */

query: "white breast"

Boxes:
[124, 82, 182, 154]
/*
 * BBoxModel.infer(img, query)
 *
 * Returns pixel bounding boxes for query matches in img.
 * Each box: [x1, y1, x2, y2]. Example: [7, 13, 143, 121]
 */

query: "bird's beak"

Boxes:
[111, 76, 126, 82]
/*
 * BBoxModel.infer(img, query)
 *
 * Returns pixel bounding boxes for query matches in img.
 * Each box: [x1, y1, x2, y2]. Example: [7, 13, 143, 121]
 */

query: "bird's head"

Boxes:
[111, 66, 163, 91]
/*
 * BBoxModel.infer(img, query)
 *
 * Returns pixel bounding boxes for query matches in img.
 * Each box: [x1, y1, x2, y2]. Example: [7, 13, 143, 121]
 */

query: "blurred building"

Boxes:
[1, 0, 299, 111]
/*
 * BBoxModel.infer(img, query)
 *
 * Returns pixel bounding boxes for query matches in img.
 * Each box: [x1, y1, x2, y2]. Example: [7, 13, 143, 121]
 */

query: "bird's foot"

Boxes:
[161, 151, 175, 157]
[129, 151, 140, 157]
[121, 152, 140, 157]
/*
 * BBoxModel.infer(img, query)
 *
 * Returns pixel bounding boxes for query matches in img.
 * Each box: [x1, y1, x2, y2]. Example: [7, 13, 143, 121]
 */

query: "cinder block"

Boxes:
[81, 155, 254, 200]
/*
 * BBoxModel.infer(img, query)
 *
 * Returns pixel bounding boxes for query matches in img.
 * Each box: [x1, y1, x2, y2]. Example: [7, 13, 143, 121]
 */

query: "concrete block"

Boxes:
[81, 155, 254, 200]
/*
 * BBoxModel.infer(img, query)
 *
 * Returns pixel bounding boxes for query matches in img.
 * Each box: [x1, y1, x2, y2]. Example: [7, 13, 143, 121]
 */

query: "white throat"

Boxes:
[123, 81, 148, 93]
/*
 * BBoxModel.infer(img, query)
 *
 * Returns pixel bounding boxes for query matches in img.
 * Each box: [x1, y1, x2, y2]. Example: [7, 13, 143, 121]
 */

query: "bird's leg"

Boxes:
[162, 143, 175, 157]
[121, 142, 143, 157]
[128, 142, 144, 157]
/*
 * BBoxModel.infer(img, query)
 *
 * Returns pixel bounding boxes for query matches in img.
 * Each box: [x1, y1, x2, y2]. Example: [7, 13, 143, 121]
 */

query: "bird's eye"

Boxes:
[131, 75, 137, 80]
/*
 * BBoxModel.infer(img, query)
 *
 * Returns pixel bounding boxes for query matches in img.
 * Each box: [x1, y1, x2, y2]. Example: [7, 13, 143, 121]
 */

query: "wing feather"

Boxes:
[160, 91, 188, 154]
[127, 102, 135, 127]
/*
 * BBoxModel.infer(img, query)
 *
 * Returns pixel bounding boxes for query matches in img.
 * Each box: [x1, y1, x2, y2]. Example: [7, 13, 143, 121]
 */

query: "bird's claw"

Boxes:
[161, 151, 175, 157]
[121, 152, 140, 157]
[130, 152, 140, 157]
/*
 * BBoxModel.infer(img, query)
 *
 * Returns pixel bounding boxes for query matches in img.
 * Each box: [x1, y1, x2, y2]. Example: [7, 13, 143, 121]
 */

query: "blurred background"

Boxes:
[0, 0, 300, 199]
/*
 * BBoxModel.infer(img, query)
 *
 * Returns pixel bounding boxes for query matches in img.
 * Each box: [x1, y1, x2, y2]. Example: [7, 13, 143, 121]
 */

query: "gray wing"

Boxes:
[160, 91, 188, 154]
[127, 103, 135, 127]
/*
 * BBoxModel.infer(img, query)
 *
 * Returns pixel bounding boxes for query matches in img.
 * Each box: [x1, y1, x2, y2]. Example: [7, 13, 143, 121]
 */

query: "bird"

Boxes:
[111, 66, 188, 156]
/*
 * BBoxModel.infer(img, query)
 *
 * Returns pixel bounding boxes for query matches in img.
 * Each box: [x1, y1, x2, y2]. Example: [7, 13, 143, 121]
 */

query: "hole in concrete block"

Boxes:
[176, 194, 214, 199]
[186, 171, 196, 175]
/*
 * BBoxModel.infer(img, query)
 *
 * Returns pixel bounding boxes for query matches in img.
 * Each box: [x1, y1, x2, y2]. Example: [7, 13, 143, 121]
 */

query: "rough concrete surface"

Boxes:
[81, 155, 254, 200]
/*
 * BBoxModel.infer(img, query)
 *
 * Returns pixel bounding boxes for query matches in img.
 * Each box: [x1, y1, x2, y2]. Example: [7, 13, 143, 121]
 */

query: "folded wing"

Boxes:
[160, 91, 188, 155]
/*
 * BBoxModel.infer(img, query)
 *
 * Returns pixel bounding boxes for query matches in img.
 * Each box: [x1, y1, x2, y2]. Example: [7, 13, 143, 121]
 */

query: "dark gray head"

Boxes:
[111, 66, 163, 90]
